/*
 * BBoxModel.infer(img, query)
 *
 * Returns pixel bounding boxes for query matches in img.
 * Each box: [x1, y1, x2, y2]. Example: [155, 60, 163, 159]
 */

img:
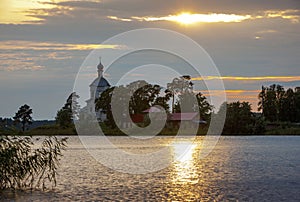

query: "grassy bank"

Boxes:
[265, 127, 300, 135]
[0, 125, 77, 136]
[28, 125, 77, 136]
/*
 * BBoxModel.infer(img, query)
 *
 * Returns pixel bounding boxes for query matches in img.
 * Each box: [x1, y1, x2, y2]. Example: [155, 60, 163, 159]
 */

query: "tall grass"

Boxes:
[0, 136, 67, 190]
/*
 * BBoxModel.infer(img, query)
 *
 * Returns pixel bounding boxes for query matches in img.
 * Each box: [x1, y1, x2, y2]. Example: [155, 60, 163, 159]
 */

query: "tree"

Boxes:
[129, 83, 161, 115]
[167, 76, 194, 113]
[65, 92, 80, 119]
[258, 84, 300, 122]
[153, 94, 171, 113]
[13, 104, 33, 132]
[56, 92, 80, 128]
[174, 91, 197, 113]
[173, 91, 213, 121]
[295, 87, 300, 122]
[220, 101, 254, 134]
[196, 92, 213, 121]
[95, 81, 169, 129]
[258, 84, 283, 122]
[280, 88, 296, 122]
[95, 87, 116, 128]
[276, 84, 285, 121]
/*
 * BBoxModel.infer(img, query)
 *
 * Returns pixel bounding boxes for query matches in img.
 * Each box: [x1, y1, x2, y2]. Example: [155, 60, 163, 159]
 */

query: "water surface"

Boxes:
[1, 136, 300, 201]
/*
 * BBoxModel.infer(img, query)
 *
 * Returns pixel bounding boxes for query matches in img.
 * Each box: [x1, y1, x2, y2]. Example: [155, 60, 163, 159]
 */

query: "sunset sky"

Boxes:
[0, 0, 299, 119]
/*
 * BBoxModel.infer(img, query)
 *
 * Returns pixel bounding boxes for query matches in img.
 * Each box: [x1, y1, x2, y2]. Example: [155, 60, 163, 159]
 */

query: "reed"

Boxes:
[0, 136, 67, 190]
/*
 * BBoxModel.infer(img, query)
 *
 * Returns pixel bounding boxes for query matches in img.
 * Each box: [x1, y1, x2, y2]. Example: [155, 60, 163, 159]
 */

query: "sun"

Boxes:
[171, 12, 200, 25]
[163, 12, 251, 25]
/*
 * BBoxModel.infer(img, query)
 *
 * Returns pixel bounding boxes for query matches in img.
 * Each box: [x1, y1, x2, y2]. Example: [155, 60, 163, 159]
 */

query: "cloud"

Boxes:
[107, 9, 300, 24]
[2, 0, 299, 25]
[98, 0, 300, 16]
[0, 52, 45, 71]
[0, 48, 87, 72]
[107, 16, 132, 22]
[0, 40, 123, 51]
[264, 9, 300, 23]
[131, 13, 251, 24]
[256, 29, 278, 34]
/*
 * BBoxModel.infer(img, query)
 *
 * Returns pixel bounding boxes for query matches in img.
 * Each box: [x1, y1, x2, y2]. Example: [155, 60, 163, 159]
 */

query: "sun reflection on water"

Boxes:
[171, 141, 199, 184]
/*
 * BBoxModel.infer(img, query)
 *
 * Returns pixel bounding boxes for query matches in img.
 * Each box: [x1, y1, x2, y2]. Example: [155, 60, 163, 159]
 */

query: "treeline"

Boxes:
[219, 84, 300, 135]
[258, 84, 300, 122]
[94, 77, 212, 130]
[219, 101, 265, 135]
[1, 81, 300, 136]
[93, 81, 300, 135]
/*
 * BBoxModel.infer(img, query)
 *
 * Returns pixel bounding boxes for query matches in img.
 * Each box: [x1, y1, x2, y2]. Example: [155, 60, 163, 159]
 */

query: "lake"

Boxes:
[1, 136, 300, 201]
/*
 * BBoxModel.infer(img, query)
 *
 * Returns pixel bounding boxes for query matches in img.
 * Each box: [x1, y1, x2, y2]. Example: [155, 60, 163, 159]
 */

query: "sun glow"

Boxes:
[166, 12, 202, 25]
[168, 12, 251, 24]
[0, 0, 55, 24]
[132, 12, 251, 25]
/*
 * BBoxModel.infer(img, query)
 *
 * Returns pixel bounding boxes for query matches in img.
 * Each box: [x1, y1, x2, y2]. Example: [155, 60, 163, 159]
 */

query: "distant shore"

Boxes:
[2, 123, 300, 136]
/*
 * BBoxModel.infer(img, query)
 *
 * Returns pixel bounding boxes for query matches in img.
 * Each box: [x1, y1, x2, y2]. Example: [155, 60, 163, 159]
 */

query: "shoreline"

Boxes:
[2, 133, 300, 136]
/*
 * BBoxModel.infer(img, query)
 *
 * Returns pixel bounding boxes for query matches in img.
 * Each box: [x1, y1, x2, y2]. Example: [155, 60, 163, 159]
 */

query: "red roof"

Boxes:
[130, 114, 144, 123]
[169, 113, 199, 121]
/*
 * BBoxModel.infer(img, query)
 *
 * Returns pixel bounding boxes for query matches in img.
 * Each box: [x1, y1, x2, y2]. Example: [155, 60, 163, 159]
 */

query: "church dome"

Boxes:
[90, 77, 110, 87]
[98, 77, 110, 87]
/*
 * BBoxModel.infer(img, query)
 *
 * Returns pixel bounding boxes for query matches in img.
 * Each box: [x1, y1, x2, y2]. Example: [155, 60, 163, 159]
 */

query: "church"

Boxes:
[84, 58, 110, 121]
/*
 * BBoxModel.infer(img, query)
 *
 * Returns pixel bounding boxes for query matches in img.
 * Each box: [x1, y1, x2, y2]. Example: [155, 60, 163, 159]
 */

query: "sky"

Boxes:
[0, 0, 299, 119]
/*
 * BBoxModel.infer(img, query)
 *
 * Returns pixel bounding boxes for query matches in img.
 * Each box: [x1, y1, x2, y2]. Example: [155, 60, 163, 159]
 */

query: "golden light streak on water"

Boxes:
[171, 141, 199, 184]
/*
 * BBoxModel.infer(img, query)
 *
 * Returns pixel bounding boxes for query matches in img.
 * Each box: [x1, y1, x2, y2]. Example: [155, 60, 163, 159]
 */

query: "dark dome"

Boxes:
[99, 77, 110, 87]
[90, 77, 110, 87]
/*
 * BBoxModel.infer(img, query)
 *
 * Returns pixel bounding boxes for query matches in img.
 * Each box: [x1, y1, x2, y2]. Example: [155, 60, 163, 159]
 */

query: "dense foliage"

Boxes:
[95, 78, 213, 130]
[95, 80, 170, 128]
[219, 101, 265, 135]
[0, 136, 67, 190]
[258, 85, 300, 122]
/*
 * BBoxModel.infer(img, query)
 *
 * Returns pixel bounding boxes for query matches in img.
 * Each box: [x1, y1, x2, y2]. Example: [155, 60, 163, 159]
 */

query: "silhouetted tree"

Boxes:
[280, 88, 296, 122]
[56, 92, 80, 128]
[153, 94, 172, 113]
[13, 104, 33, 132]
[196, 92, 213, 121]
[95, 81, 166, 128]
[295, 87, 300, 122]
[174, 91, 212, 121]
[259, 84, 300, 122]
[167, 76, 193, 113]
[221, 101, 254, 134]
[95, 87, 116, 128]
[174, 91, 197, 113]
[129, 83, 161, 115]
[258, 84, 282, 122]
